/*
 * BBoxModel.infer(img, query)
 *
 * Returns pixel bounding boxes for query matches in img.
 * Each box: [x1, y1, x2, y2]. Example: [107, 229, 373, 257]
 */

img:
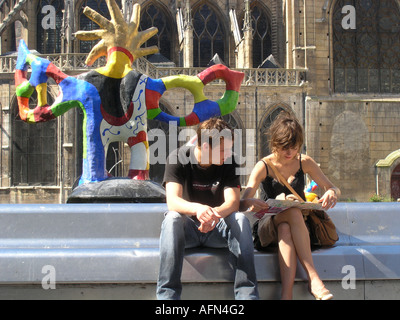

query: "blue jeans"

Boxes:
[156, 211, 259, 300]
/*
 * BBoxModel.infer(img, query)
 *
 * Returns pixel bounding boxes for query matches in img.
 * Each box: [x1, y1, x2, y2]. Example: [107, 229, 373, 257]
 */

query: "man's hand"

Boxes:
[196, 205, 221, 233]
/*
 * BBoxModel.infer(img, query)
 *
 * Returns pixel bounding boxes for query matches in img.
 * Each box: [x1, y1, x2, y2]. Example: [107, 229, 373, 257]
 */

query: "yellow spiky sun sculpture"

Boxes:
[74, 0, 159, 67]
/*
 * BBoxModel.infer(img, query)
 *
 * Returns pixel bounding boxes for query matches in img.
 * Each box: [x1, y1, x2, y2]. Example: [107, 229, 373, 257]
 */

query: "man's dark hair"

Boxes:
[196, 118, 234, 148]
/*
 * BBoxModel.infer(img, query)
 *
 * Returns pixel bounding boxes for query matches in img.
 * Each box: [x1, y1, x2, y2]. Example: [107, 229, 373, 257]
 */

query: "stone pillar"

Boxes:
[234, 0, 252, 69]
[285, 0, 295, 68]
[62, 0, 74, 54]
[241, 0, 253, 68]
[182, 0, 193, 67]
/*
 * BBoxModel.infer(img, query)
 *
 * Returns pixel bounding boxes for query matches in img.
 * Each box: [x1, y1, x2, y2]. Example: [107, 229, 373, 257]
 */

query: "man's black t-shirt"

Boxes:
[163, 145, 241, 208]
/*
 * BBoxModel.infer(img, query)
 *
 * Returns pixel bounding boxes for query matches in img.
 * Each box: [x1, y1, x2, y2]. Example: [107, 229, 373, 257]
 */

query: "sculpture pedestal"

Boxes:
[67, 178, 166, 203]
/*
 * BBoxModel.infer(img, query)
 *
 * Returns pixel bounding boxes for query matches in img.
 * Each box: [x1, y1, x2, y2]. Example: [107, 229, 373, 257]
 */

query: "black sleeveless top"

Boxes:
[259, 156, 305, 201]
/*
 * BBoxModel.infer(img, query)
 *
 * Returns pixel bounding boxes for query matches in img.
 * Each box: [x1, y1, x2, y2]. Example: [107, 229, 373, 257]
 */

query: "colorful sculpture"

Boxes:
[305, 180, 318, 202]
[306, 180, 318, 193]
[14, 0, 244, 185]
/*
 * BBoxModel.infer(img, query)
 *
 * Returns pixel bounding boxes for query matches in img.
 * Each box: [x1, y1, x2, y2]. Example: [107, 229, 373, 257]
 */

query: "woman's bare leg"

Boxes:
[277, 222, 296, 299]
[274, 208, 328, 297]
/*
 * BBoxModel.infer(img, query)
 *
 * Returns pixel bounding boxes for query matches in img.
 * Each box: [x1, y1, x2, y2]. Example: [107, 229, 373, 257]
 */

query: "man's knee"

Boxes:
[225, 212, 253, 239]
[226, 211, 250, 229]
[161, 211, 185, 233]
[234, 211, 250, 224]
[164, 210, 184, 220]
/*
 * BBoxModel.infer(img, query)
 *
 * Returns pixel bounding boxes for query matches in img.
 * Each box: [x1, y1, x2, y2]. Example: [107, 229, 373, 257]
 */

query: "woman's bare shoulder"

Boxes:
[300, 154, 319, 170]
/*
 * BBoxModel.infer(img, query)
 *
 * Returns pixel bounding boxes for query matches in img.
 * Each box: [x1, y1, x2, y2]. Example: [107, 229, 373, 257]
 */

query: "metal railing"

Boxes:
[0, 53, 306, 86]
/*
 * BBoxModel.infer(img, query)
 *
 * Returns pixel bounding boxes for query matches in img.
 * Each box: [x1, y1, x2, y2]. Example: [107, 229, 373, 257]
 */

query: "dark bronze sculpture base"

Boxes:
[67, 178, 166, 203]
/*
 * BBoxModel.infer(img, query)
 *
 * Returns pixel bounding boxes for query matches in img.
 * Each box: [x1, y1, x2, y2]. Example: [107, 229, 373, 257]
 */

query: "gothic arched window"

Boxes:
[250, 4, 272, 68]
[78, 0, 121, 53]
[11, 93, 57, 186]
[36, 0, 64, 53]
[147, 102, 177, 184]
[193, 3, 226, 67]
[333, 0, 400, 93]
[140, 2, 173, 61]
[259, 106, 285, 158]
[391, 163, 400, 200]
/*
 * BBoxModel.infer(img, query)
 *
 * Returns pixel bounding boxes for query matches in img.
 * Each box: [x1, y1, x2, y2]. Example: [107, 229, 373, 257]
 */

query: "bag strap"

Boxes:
[263, 158, 305, 202]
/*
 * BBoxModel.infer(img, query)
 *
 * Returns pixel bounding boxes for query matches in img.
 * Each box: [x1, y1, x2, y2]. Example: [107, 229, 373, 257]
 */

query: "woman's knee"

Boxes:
[276, 208, 303, 224]
[277, 222, 291, 240]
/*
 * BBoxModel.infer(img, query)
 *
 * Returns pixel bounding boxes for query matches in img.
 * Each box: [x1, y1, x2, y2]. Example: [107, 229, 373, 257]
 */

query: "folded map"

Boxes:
[252, 199, 323, 219]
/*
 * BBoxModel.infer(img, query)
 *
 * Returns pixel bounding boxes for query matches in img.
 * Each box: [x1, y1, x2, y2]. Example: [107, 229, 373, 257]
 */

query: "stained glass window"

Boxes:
[140, 2, 173, 61]
[333, 0, 400, 93]
[251, 4, 272, 68]
[11, 93, 57, 186]
[193, 3, 225, 67]
[36, 0, 63, 54]
[79, 0, 122, 53]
